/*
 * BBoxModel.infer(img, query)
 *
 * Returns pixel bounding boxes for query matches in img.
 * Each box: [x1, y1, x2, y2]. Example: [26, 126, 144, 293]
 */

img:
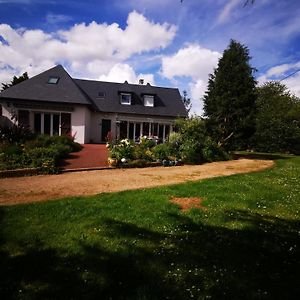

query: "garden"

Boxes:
[0, 124, 81, 174]
[107, 117, 229, 168]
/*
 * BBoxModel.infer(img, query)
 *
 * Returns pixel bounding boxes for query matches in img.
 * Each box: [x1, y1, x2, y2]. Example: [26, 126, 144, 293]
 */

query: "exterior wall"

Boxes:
[0, 101, 89, 144]
[0, 103, 15, 127]
[89, 112, 175, 143]
[1, 99, 177, 144]
[1, 103, 16, 124]
[90, 112, 117, 143]
[70, 106, 90, 144]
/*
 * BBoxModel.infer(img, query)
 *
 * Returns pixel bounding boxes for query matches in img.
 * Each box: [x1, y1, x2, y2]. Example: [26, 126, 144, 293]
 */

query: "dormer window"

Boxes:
[120, 93, 131, 105]
[48, 76, 59, 84]
[144, 95, 154, 107]
[98, 92, 106, 98]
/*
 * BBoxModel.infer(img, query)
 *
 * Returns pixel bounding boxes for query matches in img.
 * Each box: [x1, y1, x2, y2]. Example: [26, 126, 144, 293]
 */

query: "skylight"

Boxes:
[48, 77, 59, 84]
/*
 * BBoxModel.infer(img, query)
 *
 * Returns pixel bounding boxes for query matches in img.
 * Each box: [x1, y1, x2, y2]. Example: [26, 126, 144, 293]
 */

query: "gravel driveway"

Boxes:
[0, 159, 274, 205]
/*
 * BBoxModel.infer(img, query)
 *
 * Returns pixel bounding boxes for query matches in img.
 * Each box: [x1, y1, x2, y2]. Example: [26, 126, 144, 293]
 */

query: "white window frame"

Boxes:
[144, 95, 154, 107]
[120, 93, 132, 105]
[34, 112, 63, 136]
[48, 77, 59, 84]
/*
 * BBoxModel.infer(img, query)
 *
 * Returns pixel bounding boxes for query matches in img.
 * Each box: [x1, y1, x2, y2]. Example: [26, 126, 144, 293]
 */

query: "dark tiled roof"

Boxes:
[0, 65, 91, 106]
[74, 79, 188, 117]
[0, 65, 188, 118]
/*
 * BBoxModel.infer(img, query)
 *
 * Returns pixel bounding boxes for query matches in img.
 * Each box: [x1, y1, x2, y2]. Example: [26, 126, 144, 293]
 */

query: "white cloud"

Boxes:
[258, 61, 300, 97]
[188, 79, 208, 116]
[0, 11, 175, 83]
[46, 13, 73, 25]
[161, 44, 221, 115]
[98, 63, 155, 85]
[217, 0, 240, 25]
[161, 44, 220, 80]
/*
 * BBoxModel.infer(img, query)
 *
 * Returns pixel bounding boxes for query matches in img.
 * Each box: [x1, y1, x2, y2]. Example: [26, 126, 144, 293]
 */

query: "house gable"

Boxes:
[0, 65, 91, 106]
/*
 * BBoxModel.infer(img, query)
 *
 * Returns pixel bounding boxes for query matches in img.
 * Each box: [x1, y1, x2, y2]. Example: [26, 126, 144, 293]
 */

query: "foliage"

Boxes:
[107, 138, 135, 161]
[153, 143, 173, 161]
[203, 39, 257, 150]
[24, 134, 82, 153]
[253, 81, 300, 154]
[107, 119, 229, 166]
[0, 134, 81, 173]
[1, 154, 299, 299]
[0, 124, 35, 144]
[202, 137, 230, 162]
[1, 72, 29, 91]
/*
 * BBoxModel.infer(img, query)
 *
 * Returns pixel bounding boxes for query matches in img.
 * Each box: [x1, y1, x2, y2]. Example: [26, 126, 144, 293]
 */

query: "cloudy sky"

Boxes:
[0, 0, 300, 114]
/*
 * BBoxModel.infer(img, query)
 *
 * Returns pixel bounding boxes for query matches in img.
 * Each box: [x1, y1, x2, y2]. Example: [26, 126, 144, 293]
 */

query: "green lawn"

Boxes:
[1, 154, 300, 299]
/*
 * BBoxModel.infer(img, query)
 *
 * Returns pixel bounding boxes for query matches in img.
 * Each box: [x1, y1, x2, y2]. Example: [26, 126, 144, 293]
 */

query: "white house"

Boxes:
[0, 65, 187, 144]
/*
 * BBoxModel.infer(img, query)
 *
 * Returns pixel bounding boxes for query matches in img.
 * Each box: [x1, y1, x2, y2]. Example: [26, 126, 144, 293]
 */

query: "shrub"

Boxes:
[0, 124, 35, 144]
[202, 137, 230, 162]
[25, 135, 82, 152]
[25, 147, 60, 173]
[153, 143, 172, 161]
[0, 134, 81, 173]
[108, 139, 135, 162]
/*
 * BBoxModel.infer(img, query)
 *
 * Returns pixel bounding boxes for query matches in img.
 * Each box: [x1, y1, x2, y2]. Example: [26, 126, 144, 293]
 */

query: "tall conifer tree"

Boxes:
[203, 40, 257, 149]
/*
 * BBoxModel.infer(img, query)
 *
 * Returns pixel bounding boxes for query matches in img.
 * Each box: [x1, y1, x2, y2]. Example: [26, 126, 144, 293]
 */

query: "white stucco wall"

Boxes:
[1, 103, 16, 124]
[90, 112, 117, 143]
[71, 105, 91, 144]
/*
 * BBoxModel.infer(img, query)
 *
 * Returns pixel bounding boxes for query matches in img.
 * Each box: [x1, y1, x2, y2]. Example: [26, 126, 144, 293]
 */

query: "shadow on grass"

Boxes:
[233, 152, 292, 161]
[0, 209, 300, 299]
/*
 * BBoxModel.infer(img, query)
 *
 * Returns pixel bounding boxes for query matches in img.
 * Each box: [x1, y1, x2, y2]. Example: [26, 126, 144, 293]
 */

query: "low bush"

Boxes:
[24, 135, 82, 153]
[0, 134, 82, 173]
[202, 137, 230, 162]
[153, 143, 172, 161]
[107, 139, 135, 161]
[107, 118, 230, 167]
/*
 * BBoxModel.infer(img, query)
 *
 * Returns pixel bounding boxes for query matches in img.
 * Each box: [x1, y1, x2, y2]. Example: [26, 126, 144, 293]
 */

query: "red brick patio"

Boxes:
[61, 144, 109, 170]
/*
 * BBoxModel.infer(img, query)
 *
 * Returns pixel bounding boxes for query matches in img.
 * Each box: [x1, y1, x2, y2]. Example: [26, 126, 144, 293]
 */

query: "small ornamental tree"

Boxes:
[203, 40, 257, 150]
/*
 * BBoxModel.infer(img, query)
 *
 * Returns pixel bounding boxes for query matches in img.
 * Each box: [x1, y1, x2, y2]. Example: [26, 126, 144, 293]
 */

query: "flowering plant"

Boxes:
[107, 138, 134, 163]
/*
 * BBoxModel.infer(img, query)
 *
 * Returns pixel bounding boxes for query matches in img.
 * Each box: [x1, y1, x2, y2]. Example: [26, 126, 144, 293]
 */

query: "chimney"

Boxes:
[139, 78, 144, 85]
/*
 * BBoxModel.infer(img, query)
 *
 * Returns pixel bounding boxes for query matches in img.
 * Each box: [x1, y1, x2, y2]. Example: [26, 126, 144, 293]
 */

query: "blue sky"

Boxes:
[0, 0, 300, 114]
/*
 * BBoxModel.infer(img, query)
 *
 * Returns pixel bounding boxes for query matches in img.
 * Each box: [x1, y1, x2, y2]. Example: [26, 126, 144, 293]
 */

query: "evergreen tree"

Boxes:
[203, 40, 257, 149]
[1, 72, 29, 91]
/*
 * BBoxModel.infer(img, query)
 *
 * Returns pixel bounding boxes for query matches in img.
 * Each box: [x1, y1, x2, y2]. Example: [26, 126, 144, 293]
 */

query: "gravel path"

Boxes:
[0, 159, 274, 205]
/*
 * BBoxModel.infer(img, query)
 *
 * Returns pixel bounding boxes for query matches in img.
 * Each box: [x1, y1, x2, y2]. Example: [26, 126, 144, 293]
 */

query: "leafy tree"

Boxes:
[203, 39, 257, 150]
[182, 90, 192, 113]
[253, 81, 300, 153]
[1, 72, 29, 91]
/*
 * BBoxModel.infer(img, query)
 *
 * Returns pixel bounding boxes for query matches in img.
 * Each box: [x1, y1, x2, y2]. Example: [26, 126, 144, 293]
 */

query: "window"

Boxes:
[48, 76, 59, 84]
[33, 112, 71, 136]
[18, 110, 30, 127]
[98, 92, 106, 98]
[120, 93, 131, 105]
[144, 95, 154, 107]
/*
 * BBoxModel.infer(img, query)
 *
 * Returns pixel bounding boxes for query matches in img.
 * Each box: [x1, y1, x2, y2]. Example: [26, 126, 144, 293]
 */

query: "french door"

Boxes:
[34, 112, 71, 136]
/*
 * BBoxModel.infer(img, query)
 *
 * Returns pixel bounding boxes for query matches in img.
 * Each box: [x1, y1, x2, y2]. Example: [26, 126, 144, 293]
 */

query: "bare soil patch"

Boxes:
[0, 158, 274, 206]
[170, 197, 207, 212]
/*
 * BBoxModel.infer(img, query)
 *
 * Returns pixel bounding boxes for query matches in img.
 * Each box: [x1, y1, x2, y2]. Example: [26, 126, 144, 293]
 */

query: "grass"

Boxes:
[0, 154, 300, 299]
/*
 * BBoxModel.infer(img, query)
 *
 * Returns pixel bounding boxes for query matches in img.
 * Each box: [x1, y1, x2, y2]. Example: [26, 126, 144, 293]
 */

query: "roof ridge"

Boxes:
[73, 78, 179, 90]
